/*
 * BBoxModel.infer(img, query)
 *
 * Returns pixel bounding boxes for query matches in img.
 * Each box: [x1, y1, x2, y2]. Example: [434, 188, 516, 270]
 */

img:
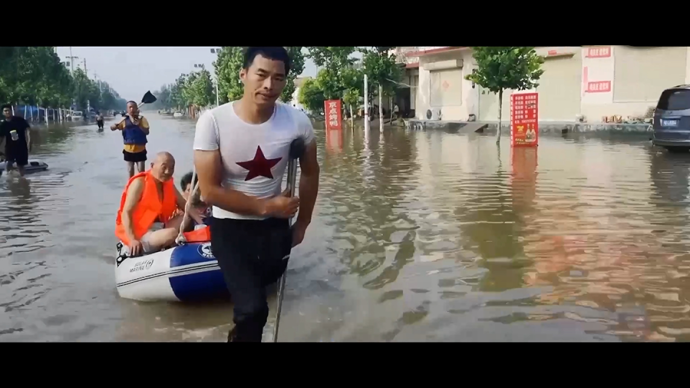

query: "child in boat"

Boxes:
[180, 171, 211, 230]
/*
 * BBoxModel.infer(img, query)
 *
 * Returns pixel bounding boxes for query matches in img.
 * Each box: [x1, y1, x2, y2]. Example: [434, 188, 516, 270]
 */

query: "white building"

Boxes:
[405, 46, 690, 123]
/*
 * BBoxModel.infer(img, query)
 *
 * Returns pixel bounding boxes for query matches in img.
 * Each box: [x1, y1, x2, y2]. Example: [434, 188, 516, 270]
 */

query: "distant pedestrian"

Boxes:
[0, 104, 31, 177]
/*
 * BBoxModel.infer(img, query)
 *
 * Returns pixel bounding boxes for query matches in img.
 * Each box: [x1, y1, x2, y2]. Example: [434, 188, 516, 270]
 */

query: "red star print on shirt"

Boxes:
[236, 146, 282, 181]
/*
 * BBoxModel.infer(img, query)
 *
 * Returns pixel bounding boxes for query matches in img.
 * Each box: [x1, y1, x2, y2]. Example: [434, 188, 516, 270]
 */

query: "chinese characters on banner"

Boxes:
[586, 46, 611, 58]
[324, 99, 342, 130]
[510, 93, 539, 147]
[587, 80, 611, 93]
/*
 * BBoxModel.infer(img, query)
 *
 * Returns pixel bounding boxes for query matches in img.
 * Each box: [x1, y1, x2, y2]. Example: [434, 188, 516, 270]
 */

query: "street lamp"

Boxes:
[210, 48, 222, 107]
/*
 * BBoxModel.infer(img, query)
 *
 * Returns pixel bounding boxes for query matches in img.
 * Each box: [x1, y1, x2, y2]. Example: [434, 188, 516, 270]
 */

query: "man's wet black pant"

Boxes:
[211, 217, 292, 342]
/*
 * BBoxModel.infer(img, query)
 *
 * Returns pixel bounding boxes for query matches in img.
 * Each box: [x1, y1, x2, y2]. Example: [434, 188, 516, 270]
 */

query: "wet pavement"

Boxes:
[1, 115, 689, 342]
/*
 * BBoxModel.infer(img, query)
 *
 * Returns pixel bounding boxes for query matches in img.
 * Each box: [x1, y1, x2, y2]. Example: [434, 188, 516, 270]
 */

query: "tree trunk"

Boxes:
[349, 104, 354, 129]
[496, 89, 503, 144]
[378, 85, 383, 130]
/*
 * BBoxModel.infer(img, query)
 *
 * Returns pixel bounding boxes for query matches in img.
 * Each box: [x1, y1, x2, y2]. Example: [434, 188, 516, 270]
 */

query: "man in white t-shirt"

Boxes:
[193, 47, 320, 342]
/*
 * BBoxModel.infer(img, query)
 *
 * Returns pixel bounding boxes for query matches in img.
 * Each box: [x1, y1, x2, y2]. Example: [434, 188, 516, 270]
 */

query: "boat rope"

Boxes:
[174, 167, 201, 245]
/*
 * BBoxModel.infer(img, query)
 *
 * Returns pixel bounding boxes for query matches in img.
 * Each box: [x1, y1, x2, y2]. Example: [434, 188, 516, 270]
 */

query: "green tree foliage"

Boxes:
[0, 47, 125, 112]
[361, 47, 402, 100]
[341, 67, 364, 121]
[298, 78, 325, 114]
[307, 47, 357, 101]
[151, 47, 309, 111]
[465, 47, 544, 144]
[156, 46, 406, 121]
[150, 66, 215, 112]
[361, 47, 403, 127]
[215, 47, 245, 103]
[280, 47, 306, 103]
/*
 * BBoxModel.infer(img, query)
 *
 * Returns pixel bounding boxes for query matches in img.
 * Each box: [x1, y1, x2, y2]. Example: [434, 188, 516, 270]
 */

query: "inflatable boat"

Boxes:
[0, 160, 48, 174]
[115, 241, 229, 302]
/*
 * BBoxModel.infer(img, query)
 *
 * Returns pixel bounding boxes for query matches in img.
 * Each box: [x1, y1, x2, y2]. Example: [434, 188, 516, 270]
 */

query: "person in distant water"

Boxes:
[0, 104, 31, 177]
[115, 152, 187, 257]
[194, 47, 320, 342]
[111, 101, 150, 178]
[96, 111, 104, 131]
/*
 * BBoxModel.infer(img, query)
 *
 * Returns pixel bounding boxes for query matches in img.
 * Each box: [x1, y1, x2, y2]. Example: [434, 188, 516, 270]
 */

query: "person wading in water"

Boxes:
[0, 104, 31, 177]
[111, 101, 150, 178]
[194, 47, 320, 342]
[96, 111, 104, 131]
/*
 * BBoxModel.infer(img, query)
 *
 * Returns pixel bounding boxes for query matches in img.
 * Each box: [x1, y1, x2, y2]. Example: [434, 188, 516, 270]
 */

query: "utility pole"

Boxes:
[83, 58, 87, 77]
[66, 46, 78, 73]
[210, 48, 221, 107]
[94, 73, 103, 102]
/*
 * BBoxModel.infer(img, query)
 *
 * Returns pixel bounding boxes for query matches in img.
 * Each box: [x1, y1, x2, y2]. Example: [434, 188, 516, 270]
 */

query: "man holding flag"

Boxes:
[193, 47, 320, 342]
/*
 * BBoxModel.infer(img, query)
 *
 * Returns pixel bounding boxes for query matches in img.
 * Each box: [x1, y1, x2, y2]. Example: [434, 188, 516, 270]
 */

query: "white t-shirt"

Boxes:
[192, 101, 315, 220]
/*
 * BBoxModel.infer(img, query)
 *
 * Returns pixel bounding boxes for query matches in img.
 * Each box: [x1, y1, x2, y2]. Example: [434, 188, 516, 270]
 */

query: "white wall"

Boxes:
[416, 49, 476, 121]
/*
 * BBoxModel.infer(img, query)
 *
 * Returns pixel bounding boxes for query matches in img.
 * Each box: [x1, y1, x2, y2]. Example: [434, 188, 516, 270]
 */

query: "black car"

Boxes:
[653, 85, 690, 152]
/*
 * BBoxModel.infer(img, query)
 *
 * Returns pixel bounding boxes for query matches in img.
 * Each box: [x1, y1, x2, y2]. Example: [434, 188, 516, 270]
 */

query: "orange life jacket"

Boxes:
[182, 225, 211, 243]
[115, 170, 177, 246]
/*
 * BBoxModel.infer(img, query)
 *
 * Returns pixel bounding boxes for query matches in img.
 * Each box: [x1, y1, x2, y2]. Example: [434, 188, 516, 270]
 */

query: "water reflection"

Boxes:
[4, 117, 690, 342]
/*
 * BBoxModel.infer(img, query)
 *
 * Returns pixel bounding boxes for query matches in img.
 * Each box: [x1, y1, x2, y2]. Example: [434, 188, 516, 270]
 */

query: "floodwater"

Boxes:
[2, 115, 690, 342]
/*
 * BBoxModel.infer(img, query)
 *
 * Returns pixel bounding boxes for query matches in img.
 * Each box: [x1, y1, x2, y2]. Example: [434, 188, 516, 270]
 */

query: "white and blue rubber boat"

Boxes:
[114, 242, 228, 302]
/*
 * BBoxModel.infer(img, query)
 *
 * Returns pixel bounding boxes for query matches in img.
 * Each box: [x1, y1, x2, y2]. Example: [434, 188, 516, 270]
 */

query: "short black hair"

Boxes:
[180, 171, 197, 190]
[1, 104, 11, 110]
[243, 47, 291, 75]
[127, 100, 137, 106]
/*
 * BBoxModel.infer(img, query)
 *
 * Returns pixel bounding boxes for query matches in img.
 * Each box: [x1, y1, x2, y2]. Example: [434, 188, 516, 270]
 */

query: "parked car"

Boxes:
[653, 84, 690, 152]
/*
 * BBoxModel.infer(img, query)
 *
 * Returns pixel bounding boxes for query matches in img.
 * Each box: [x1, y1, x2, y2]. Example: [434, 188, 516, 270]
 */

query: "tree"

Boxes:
[0, 47, 124, 115]
[361, 47, 403, 129]
[188, 66, 215, 107]
[280, 47, 306, 104]
[307, 47, 357, 103]
[169, 74, 188, 111]
[341, 67, 364, 126]
[465, 47, 544, 144]
[214, 47, 245, 103]
[298, 78, 325, 115]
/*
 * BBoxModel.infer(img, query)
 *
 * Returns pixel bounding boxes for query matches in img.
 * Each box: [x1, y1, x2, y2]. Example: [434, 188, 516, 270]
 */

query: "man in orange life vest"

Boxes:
[115, 152, 188, 256]
[111, 101, 149, 178]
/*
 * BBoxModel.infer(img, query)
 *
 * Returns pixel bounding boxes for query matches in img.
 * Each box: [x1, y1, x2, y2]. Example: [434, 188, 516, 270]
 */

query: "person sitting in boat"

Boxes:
[115, 151, 187, 257]
[180, 171, 212, 226]
[178, 171, 212, 244]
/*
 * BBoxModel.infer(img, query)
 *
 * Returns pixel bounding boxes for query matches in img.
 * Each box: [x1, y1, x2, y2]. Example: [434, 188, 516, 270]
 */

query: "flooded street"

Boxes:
[2, 115, 690, 342]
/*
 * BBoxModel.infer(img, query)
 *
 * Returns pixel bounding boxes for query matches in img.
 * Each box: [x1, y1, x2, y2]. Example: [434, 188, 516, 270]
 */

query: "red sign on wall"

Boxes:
[586, 80, 611, 93]
[586, 46, 612, 58]
[324, 99, 342, 130]
[510, 93, 539, 147]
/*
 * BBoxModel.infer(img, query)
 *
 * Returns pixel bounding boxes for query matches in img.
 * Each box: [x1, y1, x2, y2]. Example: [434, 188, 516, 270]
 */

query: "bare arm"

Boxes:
[175, 186, 199, 231]
[121, 178, 145, 242]
[194, 150, 271, 216]
[296, 139, 319, 227]
[111, 119, 125, 131]
[174, 186, 187, 211]
[138, 116, 150, 135]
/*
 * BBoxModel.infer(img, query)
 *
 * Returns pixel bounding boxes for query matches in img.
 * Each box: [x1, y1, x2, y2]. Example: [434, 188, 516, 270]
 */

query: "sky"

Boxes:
[56, 47, 318, 101]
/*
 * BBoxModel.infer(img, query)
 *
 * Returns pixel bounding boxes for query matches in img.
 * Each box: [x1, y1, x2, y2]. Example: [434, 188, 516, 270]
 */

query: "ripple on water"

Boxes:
[5, 120, 690, 342]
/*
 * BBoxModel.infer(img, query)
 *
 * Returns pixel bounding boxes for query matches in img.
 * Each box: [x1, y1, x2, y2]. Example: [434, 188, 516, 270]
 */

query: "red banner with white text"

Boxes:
[510, 93, 539, 147]
[324, 99, 343, 130]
